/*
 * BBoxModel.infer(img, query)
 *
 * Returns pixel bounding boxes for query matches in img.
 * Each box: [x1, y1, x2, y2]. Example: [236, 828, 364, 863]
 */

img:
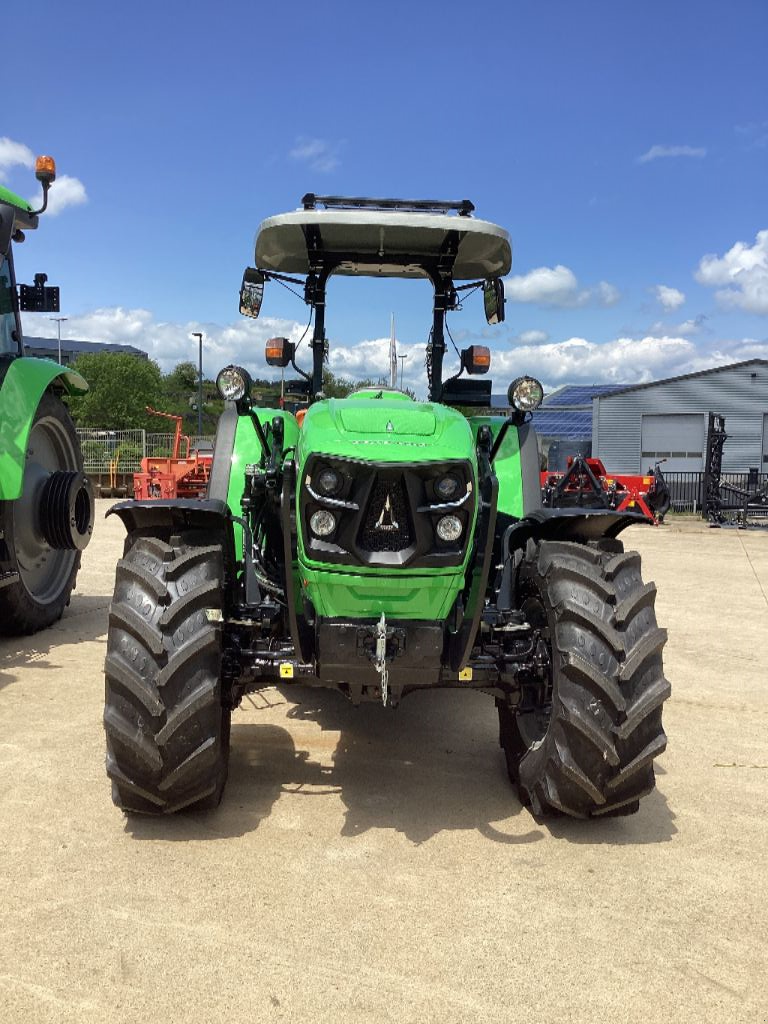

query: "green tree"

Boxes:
[68, 353, 162, 429]
[163, 360, 198, 394]
[321, 368, 384, 398]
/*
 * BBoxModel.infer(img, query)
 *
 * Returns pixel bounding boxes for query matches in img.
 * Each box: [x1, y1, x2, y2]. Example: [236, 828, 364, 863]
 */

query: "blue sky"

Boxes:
[3, 0, 767, 393]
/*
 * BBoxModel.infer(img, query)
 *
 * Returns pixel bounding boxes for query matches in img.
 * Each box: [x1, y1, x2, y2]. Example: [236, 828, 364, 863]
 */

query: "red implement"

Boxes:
[540, 457, 658, 523]
[133, 407, 212, 500]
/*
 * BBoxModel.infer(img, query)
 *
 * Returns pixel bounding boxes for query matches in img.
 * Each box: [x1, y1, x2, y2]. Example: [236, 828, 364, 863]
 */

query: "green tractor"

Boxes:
[103, 195, 669, 819]
[0, 157, 94, 635]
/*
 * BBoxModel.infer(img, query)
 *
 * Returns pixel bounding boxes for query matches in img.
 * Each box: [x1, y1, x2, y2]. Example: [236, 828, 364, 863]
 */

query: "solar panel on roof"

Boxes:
[542, 384, 628, 407]
[532, 409, 593, 439]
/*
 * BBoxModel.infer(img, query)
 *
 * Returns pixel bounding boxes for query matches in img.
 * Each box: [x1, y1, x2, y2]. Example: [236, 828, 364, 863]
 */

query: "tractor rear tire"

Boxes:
[0, 394, 85, 636]
[104, 531, 231, 814]
[498, 538, 669, 818]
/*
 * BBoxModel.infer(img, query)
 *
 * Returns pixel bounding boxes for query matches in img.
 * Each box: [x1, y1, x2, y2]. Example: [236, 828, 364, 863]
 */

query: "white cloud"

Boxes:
[0, 137, 34, 179]
[654, 284, 685, 310]
[30, 174, 88, 216]
[21, 304, 763, 400]
[492, 335, 696, 388]
[289, 137, 342, 173]
[514, 329, 549, 345]
[638, 144, 707, 163]
[647, 315, 705, 338]
[22, 307, 312, 377]
[695, 229, 768, 315]
[504, 264, 620, 308]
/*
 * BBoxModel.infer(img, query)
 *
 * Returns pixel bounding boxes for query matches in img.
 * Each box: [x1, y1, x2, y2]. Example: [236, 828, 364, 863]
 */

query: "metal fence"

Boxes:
[77, 429, 215, 473]
[664, 471, 768, 513]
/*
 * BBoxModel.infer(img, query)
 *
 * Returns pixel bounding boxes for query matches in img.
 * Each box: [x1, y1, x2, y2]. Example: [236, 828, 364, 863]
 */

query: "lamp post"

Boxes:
[49, 316, 68, 364]
[191, 332, 203, 436]
[398, 354, 408, 390]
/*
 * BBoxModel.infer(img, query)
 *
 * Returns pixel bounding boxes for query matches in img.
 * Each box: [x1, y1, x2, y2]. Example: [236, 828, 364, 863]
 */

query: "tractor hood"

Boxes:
[297, 392, 476, 464]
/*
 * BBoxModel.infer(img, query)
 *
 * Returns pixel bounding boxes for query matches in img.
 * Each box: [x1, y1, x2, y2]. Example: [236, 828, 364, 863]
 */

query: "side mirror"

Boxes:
[265, 336, 295, 368]
[461, 345, 491, 375]
[239, 268, 265, 319]
[483, 278, 505, 325]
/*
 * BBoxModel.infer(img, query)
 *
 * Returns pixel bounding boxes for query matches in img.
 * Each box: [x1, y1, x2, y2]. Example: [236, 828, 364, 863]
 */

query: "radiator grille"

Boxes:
[358, 478, 413, 552]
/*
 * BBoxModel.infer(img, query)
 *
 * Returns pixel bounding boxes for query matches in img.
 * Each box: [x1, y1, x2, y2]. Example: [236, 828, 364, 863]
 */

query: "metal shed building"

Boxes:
[593, 359, 768, 473]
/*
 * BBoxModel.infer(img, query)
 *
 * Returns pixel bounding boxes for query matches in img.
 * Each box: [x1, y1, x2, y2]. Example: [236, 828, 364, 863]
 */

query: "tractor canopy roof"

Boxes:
[254, 195, 511, 281]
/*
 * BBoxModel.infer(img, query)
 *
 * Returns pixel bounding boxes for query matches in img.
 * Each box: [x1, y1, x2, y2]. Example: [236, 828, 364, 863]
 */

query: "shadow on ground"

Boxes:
[126, 685, 676, 847]
[0, 594, 111, 691]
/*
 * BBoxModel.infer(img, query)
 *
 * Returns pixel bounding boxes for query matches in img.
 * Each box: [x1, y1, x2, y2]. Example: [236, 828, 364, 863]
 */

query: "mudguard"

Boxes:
[0, 357, 88, 500]
[504, 507, 647, 552]
[106, 498, 237, 573]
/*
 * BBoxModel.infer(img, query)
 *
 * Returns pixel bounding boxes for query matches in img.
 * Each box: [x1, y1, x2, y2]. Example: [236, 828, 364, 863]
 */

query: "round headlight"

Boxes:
[436, 515, 463, 542]
[435, 474, 460, 500]
[508, 376, 544, 412]
[216, 365, 251, 402]
[317, 467, 342, 495]
[310, 510, 336, 537]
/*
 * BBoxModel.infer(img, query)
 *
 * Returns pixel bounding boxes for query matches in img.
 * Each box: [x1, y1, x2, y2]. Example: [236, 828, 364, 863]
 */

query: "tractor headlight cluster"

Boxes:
[436, 515, 463, 542]
[310, 509, 336, 537]
[316, 467, 342, 496]
[508, 376, 544, 412]
[216, 365, 252, 402]
[435, 474, 461, 500]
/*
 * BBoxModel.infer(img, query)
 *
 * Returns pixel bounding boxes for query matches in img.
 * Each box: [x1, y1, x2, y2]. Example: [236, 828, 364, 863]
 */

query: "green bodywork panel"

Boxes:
[295, 393, 481, 620]
[222, 396, 527, 622]
[298, 563, 465, 619]
[0, 357, 88, 500]
[226, 407, 300, 560]
[295, 392, 475, 467]
[468, 415, 525, 519]
[0, 185, 34, 214]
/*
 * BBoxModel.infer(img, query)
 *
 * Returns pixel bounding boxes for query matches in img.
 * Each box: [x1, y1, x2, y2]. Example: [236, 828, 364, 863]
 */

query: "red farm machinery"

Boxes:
[133, 407, 212, 500]
[541, 455, 671, 524]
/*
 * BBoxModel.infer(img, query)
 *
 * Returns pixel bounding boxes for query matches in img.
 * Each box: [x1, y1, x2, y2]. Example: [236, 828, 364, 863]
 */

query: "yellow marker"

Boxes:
[279, 663, 295, 679]
[458, 667, 473, 681]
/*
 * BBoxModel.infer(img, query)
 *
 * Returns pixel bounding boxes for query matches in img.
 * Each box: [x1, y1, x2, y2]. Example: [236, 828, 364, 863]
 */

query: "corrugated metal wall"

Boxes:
[592, 361, 768, 472]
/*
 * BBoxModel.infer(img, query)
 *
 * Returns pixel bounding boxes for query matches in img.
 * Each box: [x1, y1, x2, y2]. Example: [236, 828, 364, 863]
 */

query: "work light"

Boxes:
[216, 365, 251, 402]
[508, 376, 544, 412]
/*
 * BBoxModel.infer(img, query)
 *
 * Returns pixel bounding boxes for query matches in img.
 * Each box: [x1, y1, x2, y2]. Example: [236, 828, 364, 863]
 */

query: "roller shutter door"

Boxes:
[640, 414, 704, 472]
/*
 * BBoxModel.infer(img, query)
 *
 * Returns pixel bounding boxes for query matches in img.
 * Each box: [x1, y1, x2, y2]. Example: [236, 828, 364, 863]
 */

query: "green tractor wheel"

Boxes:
[0, 393, 94, 635]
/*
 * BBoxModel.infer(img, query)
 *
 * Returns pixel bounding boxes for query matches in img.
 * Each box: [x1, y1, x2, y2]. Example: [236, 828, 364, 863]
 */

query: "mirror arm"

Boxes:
[261, 269, 307, 288]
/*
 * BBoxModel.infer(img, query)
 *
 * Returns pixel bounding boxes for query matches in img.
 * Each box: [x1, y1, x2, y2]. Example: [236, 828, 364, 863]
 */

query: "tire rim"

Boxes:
[517, 591, 554, 748]
[13, 413, 79, 603]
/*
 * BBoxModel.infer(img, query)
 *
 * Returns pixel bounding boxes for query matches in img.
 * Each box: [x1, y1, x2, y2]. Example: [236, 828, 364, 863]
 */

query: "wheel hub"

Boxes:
[39, 471, 94, 551]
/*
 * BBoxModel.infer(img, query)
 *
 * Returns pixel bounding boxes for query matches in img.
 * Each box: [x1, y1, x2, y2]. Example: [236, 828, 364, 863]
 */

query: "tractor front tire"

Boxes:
[499, 538, 669, 818]
[104, 532, 231, 814]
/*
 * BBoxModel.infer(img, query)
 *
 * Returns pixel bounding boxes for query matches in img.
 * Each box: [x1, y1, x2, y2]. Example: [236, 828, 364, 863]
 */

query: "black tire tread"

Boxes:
[104, 532, 230, 814]
[505, 538, 669, 818]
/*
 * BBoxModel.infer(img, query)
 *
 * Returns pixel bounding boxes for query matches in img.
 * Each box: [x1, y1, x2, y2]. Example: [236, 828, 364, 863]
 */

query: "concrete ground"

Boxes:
[1, 501, 766, 1023]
